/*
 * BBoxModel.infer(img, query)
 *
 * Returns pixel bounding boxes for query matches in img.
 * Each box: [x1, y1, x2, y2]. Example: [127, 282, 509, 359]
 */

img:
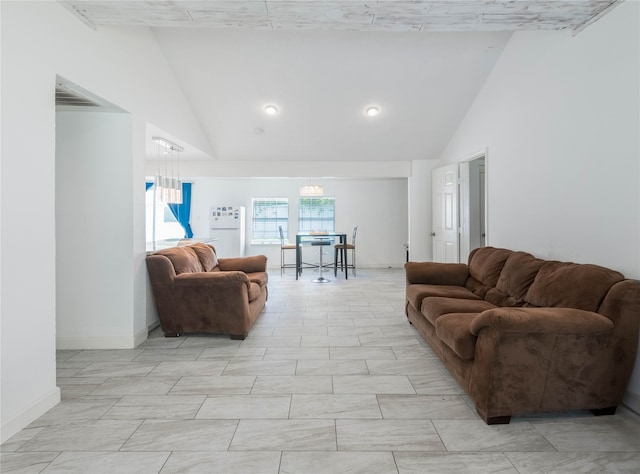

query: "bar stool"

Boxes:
[311, 236, 331, 283]
[278, 226, 298, 276]
[334, 225, 357, 277]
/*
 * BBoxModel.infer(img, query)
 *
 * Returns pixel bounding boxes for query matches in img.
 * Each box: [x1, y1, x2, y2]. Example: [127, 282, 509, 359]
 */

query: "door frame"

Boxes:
[459, 148, 489, 263]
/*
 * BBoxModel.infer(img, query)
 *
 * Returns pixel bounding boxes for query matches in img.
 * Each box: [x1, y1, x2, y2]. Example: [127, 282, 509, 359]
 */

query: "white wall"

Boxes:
[1, 1, 210, 442]
[437, 2, 640, 411]
[56, 111, 141, 349]
[169, 160, 412, 179]
[189, 177, 409, 269]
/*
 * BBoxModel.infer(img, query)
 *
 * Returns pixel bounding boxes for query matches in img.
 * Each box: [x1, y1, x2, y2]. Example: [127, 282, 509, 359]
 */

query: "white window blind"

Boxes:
[252, 198, 289, 243]
[298, 197, 335, 233]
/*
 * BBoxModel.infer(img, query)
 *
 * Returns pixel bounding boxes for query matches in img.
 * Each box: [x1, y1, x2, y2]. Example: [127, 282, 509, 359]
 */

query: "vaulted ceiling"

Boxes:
[60, 1, 622, 162]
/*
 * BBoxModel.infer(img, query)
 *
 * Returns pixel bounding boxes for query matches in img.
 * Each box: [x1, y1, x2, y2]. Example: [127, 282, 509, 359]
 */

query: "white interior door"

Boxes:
[432, 164, 459, 263]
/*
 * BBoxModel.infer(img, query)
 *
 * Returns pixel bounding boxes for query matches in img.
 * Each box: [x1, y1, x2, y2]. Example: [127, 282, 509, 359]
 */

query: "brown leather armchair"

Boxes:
[146, 243, 268, 339]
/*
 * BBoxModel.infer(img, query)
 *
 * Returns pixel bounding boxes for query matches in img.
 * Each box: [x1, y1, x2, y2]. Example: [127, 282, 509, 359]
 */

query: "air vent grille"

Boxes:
[56, 83, 101, 108]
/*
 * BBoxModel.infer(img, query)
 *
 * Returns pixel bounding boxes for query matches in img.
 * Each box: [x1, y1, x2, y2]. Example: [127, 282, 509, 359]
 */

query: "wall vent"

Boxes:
[55, 79, 121, 112]
[55, 83, 102, 107]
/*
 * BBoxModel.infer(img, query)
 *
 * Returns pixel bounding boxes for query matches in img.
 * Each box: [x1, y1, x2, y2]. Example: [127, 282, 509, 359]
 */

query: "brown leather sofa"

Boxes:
[405, 247, 640, 424]
[146, 243, 268, 340]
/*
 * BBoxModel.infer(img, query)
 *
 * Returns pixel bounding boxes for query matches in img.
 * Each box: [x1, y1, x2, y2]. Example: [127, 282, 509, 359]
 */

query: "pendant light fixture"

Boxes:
[299, 183, 324, 197]
[153, 136, 184, 204]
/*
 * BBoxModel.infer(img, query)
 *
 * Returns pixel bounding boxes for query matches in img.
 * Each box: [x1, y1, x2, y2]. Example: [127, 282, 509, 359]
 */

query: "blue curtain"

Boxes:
[168, 182, 194, 238]
[145, 182, 154, 191]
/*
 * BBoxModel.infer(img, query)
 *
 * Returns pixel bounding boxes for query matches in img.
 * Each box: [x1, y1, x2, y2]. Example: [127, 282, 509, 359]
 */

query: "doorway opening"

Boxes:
[459, 151, 487, 263]
[55, 76, 135, 349]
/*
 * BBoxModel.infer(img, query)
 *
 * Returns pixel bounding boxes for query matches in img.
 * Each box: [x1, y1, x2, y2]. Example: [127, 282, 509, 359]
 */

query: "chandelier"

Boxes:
[299, 184, 324, 197]
[153, 136, 184, 204]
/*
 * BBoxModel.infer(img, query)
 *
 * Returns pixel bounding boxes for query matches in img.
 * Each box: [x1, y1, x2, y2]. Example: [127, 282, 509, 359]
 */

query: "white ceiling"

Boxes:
[60, 1, 622, 162]
[61, 1, 619, 32]
[155, 28, 512, 162]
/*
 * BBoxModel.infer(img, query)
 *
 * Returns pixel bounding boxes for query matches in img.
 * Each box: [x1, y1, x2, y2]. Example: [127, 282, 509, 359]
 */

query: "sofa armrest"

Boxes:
[218, 255, 267, 273]
[470, 307, 614, 336]
[404, 261, 469, 286]
[174, 271, 251, 292]
[146, 254, 177, 285]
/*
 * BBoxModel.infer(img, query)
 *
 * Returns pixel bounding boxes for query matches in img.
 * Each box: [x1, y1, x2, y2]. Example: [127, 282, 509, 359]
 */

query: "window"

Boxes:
[252, 198, 289, 243]
[146, 184, 183, 243]
[298, 197, 335, 233]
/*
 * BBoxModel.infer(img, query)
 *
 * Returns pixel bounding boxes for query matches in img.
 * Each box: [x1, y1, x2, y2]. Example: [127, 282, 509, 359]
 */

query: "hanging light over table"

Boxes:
[153, 136, 184, 204]
[299, 184, 324, 197]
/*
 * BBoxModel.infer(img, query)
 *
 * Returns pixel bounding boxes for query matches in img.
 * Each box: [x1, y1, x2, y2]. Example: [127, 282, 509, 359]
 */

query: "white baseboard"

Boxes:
[1, 387, 60, 444]
[57, 329, 148, 350]
[133, 327, 148, 347]
[147, 321, 161, 331]
[622, 390, 640, 416]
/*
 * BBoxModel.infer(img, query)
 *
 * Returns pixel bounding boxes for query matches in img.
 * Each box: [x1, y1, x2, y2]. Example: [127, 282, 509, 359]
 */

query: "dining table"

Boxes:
[295, 232, 348, 280]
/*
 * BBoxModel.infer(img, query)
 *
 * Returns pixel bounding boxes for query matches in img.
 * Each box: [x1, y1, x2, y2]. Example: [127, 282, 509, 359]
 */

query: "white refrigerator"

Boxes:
[209, 206, 246, 257]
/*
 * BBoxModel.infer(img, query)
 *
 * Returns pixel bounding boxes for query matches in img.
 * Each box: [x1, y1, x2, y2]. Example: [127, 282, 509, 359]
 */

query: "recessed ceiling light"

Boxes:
[326, 9, 344, 20]
[366, 106, 380, 117]
[264, 104, 278, 115]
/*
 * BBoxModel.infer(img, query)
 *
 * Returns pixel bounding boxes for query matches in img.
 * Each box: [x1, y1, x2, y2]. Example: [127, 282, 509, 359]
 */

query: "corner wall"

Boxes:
[437, 2, 640, 411]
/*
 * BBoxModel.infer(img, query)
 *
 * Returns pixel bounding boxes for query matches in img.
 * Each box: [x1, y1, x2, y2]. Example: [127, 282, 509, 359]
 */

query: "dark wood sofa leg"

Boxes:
[164, 332, 180, 337]
[591, 406, 617, 417]
[230, 334, 246, 340]
[485, 415, 511, 425]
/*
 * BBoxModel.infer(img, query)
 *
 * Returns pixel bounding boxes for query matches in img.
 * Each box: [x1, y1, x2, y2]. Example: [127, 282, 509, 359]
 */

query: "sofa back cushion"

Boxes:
[524, 261, 624, 311]
[190, 243, 219, 272]
[485, 251, 546, 306]
[465, 247, 512, 298]
[157, 246, 204, 275]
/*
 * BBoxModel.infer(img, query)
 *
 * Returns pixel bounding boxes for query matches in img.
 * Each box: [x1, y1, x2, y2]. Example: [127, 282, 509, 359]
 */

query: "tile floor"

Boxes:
[2, 268, 640, 473]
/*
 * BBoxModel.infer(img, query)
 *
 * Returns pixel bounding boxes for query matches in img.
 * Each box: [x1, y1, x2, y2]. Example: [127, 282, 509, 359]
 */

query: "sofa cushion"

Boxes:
[158, 246, 204, 274]
[524, 262, 624, 311]
[496, 251, 546, 297]
[465, 247, 512, 297]
[435, 313, 477, 360]
[464, 277, 491, 299]
[485, 251, 546, 306]
[248, 281, 262, 302]
[421, 297, 496, 326]
[407, 284, 480, 311]
[246, 271, 269, 288]
[190, 243, 219, 272]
